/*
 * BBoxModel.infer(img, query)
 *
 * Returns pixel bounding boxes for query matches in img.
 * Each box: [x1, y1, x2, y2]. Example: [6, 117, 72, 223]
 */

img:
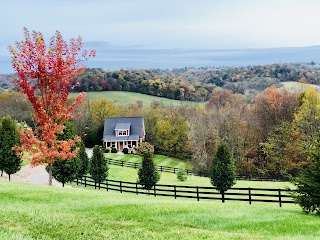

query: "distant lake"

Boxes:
[2, 45, 320, 73]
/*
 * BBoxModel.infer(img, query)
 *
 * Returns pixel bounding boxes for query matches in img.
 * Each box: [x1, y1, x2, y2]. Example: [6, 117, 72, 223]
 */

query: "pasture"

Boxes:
[1, 181, 319, 240]
[105, 165, 293, 189]
[282, 81, 320, 92]
[104, 153, 192, 169]
[69, 91, 203, 107]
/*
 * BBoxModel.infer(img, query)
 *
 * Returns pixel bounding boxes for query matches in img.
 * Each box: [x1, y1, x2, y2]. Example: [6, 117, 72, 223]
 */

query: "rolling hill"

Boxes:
[69, 91, 203, 107]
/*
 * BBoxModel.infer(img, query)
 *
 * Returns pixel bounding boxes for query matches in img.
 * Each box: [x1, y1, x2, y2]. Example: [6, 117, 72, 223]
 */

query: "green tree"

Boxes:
[90, 145, 108, 183]
[137, 142, 160, 190]
[260, 122, 292, 178]
[210, 142, 236, 191]
[0, 116, 22, 181]
[292, 134, 320, 215]
[50, 121, 81, 187]
[77, 141, 89, 177]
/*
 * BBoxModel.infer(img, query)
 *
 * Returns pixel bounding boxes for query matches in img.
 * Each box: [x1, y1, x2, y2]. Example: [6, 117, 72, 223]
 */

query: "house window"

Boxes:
[118, 130, 127, 136]
[128, 141, 132, 148]
[107, 142, 111, 147]
[111, 142, 116, 148]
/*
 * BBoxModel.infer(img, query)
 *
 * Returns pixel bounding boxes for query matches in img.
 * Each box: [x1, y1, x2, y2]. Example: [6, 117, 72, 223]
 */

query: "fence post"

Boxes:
[160, 166, 163, 172]
[248, 188, 252, 205]
[106, 179, 108, 191]
[76, 177, 79, 185]
[84, 176, 87, 187]
[174, 168, 176, 174]
[120, 181, 123, 193]
[154, 185, 156, 197]
[134, 163, 137, 169]
[221, 190, 225, 203]
[174, 185, 177, 199]
[136, 182, 138, 195]
[121, 161, 124, 167]
[278, 189, 282, 207]
[196, 186, 199, 201]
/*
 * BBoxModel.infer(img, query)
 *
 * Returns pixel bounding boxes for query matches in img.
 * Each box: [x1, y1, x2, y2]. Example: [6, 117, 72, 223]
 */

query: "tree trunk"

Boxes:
[62, 182, 65, 187]
[8, 174, 11, 181]
[1, 170, 3, 177]
[48, 163, 52, 186]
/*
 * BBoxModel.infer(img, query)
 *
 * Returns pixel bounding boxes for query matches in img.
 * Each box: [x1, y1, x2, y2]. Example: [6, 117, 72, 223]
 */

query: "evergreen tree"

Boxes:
[90, 145, 108, 183]
[210, 141, 236, 191]
[0, 116, 22, 181]
[292, 135, 320, 215]
[137, 142, 160, 190]
[50, 121, 81, 187]
[77, 141, 89, 177]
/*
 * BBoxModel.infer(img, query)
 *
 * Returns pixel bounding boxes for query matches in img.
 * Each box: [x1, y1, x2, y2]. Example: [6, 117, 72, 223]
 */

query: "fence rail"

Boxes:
[74, 175, 295, 207]
[106, 158, 286, 182]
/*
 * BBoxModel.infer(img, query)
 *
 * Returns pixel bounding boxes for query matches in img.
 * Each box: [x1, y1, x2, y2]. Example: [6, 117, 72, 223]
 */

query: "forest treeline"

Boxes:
[1, 85, 319, 180]
[1, 62, 320, 100]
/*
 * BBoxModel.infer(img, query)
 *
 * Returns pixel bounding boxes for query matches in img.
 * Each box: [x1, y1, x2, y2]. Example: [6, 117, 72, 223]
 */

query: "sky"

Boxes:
[1, 0, 320, 52]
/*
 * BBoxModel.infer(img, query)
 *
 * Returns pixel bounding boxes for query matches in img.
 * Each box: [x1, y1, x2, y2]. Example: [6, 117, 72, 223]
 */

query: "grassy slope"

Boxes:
[1, 181, 319, 240]
[105, 153, 192, 169]
[69, 91, 203, 107]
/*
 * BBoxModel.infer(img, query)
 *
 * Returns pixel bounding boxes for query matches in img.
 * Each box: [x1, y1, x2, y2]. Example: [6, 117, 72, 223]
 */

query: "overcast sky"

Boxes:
[1, 0, 320, 51]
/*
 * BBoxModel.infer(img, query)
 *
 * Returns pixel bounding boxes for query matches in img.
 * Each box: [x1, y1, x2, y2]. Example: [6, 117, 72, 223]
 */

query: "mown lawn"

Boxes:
[0, 181, 319, 240]
[107, 165, 293, 189]
[69, 91, 203, 108]
[105, 153, 192, 169]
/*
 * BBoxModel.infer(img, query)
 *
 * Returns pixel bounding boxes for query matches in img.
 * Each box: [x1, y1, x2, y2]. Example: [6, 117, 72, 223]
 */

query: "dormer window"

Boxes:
[114, 123, 131, 137]
[118, 130, 127, 136]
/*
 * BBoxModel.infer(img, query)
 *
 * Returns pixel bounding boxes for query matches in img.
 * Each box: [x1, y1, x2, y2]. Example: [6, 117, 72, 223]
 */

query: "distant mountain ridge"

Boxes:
[1, 43, 320, 73]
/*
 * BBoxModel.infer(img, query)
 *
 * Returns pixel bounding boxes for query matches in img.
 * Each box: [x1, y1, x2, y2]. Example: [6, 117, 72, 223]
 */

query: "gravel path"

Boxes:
[0, 164, 64, 187]
[0, 148, 94, 186]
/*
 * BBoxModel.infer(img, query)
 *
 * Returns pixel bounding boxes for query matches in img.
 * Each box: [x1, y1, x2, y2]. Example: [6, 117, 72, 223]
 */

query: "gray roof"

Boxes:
[115, 123, 131, 130]
[103, 117, 144, 142]
[103, 134, 140, 141]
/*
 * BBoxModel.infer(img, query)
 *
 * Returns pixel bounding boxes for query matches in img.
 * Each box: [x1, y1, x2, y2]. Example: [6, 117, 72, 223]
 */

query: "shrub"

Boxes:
[111, 147, 117, 153]
[123, 147, 129, 154]
[104, 147, 110, 153]
[177, 166, 188, 181]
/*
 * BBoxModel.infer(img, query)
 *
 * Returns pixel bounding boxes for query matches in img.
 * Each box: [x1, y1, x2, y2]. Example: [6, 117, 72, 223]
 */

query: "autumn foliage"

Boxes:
[9, 28, 95, 166]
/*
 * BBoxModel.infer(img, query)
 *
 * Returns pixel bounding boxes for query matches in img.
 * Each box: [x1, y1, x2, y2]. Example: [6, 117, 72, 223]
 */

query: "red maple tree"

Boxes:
[9, 28, 95, 185]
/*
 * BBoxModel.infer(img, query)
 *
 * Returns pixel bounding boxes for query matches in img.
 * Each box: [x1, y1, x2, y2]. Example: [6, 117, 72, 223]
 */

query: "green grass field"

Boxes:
[69, 91, 203, 107]
[282, 81, 320, 92]
[106, 165, 292, 189]
[1, 181, 319, 240]
[105, 153, 192, 169]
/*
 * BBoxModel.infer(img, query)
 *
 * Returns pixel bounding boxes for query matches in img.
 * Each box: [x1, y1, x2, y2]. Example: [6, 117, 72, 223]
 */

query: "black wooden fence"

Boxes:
[106, 158, 187, 174]
[106, 158, 285, 181]
[74, 175, 295, 207]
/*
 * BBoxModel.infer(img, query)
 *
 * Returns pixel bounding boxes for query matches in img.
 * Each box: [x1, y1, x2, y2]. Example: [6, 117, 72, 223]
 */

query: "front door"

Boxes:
[119, 142, 123, 151]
